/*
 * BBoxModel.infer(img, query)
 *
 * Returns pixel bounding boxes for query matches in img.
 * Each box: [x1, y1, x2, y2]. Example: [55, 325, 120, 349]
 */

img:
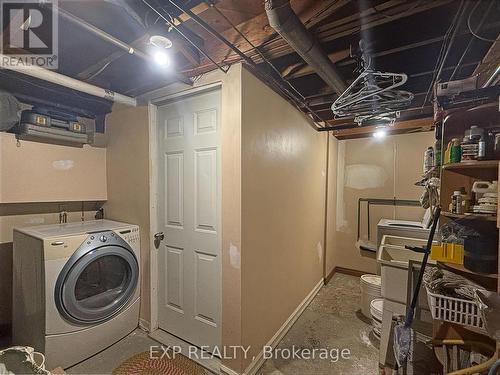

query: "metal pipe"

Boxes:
[59, 6, 192, 85]
[265, 0, 347, 95]
[209, 3, 327, 125]
[141, 0, 228, 75]
[168, 0, 256, 67]
[58, 7, 146, 59]
[0, 55, 137, 106]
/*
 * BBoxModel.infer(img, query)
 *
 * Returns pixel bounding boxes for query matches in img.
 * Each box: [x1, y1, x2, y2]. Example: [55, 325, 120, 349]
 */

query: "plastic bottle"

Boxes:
[452, 191, 463, 214]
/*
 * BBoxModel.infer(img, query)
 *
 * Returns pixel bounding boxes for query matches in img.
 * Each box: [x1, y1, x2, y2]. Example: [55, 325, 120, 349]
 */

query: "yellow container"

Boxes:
[430, 243, 464, 264]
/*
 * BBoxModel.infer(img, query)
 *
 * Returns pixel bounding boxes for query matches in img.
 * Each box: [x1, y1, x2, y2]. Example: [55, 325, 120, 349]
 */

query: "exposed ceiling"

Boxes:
[1, 0, 499, 135]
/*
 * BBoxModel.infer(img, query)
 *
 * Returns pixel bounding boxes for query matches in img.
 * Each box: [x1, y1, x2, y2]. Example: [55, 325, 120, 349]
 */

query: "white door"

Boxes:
[156, 89, 221, 349]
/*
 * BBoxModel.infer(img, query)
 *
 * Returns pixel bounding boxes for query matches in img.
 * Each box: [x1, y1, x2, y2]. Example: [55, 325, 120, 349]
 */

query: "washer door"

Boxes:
[55, 233, 139, 325]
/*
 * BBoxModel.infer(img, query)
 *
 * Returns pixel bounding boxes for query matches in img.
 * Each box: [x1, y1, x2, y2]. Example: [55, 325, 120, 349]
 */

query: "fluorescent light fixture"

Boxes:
[153, 50, 169, 66]
[373, 127, 387, 139]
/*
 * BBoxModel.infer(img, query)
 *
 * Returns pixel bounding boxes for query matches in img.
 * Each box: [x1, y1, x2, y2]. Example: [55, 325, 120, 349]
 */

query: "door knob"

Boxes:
[154, 232, 165, 240]
[154, 232, 165, 249]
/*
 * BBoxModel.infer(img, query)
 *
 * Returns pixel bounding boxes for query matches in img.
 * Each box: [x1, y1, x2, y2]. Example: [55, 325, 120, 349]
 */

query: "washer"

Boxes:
[12, 220, 140, 369]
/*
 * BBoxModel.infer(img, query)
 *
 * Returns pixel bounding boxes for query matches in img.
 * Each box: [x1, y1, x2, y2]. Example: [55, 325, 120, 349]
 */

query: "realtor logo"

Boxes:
[1, 0, 58, 68]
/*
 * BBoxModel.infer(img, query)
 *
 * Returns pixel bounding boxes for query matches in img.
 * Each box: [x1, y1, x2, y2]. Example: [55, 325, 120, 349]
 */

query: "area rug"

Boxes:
[112, 351, 208, 375]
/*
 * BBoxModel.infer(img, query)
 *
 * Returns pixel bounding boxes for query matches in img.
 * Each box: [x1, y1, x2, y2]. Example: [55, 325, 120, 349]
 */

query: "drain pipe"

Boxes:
[0, 55, 137, 106]
[265, 0, 346, 95]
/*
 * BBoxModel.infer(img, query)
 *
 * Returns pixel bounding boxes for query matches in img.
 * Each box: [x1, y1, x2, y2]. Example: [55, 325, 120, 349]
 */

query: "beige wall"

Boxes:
[104, 104, 151, 322]
[326, 131, 434, 274]
[0, 133, 106, 337]
[140, 65, 245, 371]
[239, 67, 327, 371]
[0, 133, 106, 203]
[325, 134, 339, 276]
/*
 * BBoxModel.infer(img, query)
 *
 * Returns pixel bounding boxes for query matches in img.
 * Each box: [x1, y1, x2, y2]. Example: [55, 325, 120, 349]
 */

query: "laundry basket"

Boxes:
[0, 346, 49, 374]
[360, 274, 381, 318]
[426, 290, 485, 331]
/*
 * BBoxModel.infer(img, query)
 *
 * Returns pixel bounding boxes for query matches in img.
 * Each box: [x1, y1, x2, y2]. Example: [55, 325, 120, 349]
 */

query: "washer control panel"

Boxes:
[118, 227, 140, 246]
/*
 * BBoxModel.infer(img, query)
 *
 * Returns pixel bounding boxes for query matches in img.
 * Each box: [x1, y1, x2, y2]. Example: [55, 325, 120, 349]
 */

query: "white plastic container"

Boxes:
[360, 274, 381, 318]
[370, 298, 383, 339]
[426, 290, 485, 331]
[377, 235, 436, 304]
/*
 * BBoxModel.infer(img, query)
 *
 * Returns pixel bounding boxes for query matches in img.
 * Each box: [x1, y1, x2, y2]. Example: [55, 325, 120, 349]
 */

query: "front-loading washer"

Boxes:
[12, 220, 140, 369]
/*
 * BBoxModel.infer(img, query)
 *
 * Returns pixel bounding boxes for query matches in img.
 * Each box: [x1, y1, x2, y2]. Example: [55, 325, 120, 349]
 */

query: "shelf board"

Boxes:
[438, 261, 498, 280]
[442, 160, 499, 171]
[442, 211, 497, 221]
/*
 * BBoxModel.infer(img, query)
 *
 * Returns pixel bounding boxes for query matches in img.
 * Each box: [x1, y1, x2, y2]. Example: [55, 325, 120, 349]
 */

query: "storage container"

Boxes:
[377, 235, 436, 304]
[360, 274, 381, 318]
[430, 243, 464, 264]
[426, 290, 485, 332]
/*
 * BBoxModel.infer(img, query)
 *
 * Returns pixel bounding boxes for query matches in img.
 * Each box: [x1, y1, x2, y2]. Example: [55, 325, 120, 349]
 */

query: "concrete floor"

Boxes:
[67, 273, 378, 375]
[257, 273, 379, 375]
[66, 329, 160, 374]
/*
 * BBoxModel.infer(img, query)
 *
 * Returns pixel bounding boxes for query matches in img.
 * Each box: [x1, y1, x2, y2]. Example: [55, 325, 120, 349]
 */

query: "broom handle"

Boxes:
[405, 206, 441, 327]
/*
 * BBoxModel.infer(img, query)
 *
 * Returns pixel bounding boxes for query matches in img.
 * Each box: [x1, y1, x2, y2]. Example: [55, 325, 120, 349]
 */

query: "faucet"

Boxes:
[59, 210, 68, 224]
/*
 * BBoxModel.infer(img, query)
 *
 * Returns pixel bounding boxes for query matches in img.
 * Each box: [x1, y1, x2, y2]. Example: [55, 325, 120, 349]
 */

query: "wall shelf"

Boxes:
[442, 211, 497, 222]
[442, 160, 499, 172]
[438, 262, 498, 280]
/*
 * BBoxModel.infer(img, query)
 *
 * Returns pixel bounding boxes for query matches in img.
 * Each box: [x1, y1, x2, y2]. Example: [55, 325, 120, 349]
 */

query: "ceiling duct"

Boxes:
[265, 0, 347, 95]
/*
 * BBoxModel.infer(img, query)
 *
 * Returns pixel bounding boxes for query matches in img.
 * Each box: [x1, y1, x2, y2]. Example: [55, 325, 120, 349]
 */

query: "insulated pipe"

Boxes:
[265, 0, 347, 95]
[0, 55, 137, 106]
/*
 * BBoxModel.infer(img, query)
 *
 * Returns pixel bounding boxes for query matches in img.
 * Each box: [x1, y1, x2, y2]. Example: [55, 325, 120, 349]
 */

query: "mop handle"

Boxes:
[404, 206, 441, 327]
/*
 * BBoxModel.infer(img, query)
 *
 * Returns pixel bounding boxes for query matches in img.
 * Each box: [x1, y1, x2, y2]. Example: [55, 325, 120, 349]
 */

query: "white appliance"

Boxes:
[376, 210, 431, 249]
[12, 220, 140, 369]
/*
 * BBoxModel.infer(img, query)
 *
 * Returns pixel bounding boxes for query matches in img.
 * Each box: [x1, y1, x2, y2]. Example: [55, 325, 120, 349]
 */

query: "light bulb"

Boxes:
[154, 50, 169, 66]
[373, 128, 387, 139]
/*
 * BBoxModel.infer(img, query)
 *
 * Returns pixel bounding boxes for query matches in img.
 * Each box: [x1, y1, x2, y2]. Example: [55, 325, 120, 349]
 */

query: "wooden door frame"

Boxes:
[148, 82, 223, 332]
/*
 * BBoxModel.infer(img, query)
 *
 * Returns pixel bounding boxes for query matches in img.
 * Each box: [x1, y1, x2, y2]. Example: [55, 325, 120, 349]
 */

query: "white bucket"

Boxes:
[360, 274, 381, 318]
[370, 298, 384, 339]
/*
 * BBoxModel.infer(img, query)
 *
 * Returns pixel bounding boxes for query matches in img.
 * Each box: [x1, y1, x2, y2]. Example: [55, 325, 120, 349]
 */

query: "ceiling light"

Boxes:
[149, 35, 173, 49]
[153, 50, 169, 66]
[373, 127, 387, 139]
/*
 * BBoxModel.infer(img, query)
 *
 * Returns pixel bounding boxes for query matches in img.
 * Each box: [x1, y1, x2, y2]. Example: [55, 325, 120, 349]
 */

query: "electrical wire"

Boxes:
[373, 0, 423, 20]
[467, 0, 500, 43]
[304, 0, 342, 27]
[422, 0, 466, 107]
[210, 2, 328, 124]
[141, 0, 229, 74]
[450, 0, 494, 80]
[84, 61, 112, 81]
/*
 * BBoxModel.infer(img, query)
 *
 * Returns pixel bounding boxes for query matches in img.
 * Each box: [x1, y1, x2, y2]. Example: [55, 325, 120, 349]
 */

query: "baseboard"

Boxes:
[220, 364, 240, 375]
[149, 329, 220, 374]
[325, 266, 366, 284]
[325, 267, 336, 284]
[139, 318, 150, 332]
[236, 278, 324, 375]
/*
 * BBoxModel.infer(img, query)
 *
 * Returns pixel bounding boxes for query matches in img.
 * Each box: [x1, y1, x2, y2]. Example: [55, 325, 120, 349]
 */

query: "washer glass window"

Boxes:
[55, 235, 139, 325]
[74, 255, 131, 310]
